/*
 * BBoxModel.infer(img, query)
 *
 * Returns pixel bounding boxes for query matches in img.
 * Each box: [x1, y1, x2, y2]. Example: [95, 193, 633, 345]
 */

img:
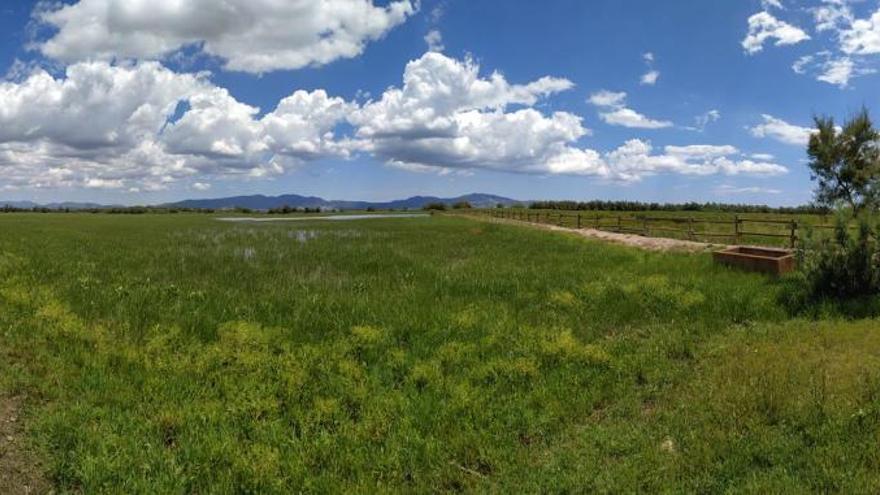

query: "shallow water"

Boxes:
[217, 213, 429, 223]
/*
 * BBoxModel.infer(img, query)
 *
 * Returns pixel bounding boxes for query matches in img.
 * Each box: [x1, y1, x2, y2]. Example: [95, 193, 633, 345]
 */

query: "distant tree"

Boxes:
[808, 108, 880, 215]
[452, 201, 472, 209]
[423, 202, 447, 211]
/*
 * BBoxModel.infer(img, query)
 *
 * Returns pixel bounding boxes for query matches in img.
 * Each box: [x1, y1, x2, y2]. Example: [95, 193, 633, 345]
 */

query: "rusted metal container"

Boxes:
[713, 246, 796, 276]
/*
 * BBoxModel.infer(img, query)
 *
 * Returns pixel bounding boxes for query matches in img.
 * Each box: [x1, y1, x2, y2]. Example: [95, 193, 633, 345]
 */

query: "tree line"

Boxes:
[522, 200, 830, 215]
[0, 205, 218, 214]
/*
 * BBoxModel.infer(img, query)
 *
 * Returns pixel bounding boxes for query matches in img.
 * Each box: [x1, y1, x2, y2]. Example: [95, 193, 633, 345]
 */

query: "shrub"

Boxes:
[422, 202, 447, 211]
[452, 201, 472, 210]
[782, 212, 880, 312]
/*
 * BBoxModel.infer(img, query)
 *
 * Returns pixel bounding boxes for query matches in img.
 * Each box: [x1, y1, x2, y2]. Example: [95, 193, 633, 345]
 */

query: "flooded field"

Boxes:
[217, 213, 429, 222]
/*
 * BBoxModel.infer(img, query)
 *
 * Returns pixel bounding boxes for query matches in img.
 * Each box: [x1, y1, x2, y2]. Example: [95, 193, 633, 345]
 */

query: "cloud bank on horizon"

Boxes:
[0, 0, 878, 201]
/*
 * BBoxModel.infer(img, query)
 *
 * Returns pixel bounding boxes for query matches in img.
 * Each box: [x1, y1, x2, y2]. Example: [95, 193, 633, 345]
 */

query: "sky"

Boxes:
[0, 0, 879, 206]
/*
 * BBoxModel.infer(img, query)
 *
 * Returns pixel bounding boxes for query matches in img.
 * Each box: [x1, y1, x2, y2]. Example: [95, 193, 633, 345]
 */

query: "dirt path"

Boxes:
[475, 215, 723, 253]
[0, 396, 50, 495]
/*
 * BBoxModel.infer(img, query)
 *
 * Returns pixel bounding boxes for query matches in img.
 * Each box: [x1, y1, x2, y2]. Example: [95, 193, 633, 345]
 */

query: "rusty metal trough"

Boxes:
[713, 246, 796, 276]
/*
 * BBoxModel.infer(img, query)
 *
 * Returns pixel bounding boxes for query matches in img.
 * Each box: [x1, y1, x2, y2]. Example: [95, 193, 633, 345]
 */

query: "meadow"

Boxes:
[1, 213, 880, 493]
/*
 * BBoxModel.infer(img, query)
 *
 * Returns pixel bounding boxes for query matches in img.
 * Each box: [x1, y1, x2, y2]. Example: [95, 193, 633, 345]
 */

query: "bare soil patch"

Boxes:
[0, 396, 50, 495]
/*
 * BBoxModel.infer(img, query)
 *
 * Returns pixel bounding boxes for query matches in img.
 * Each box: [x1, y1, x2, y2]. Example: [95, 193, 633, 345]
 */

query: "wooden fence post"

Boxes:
[643, 216, 649, 236]
[790, 220, 798, 249]
[577, 213, 582, 229]
[688, 217, 694, 241]
[617, 215, 622, 233]
[596, 214, 600, 229]
[734, 215, 740, 245]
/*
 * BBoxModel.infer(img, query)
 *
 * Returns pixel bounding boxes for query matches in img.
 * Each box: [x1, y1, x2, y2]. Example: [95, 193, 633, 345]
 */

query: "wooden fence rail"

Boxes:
[471, 209, 828, 248]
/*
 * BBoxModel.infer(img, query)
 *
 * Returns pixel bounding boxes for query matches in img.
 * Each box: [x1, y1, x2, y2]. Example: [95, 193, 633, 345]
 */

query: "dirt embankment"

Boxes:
[474, 215, 722, 253]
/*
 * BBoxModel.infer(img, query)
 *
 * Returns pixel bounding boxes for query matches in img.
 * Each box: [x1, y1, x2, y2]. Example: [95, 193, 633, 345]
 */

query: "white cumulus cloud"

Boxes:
[588, 90, 627, 107]
[762, 0, 784, 10]
[605, 141, 786, 182]
[35, 0, 417, 74]
[588, 90, 672, 129]
[0, 51, 790, 191]
[715, 184, 782, 195]
[424, 30, 444, 52]
[350, 52, 599, 175]
[749, 114, 815, 146]
[793, 48, 876, 87]
[640, 52, 660, 85]
[640, 70, 660, 86]
[349, 53, 786, 181]
[742, 11, 810, 54]
[690, 109, 721, 132]
[0, 61, 354, 191]
[840, 6, 880, 55]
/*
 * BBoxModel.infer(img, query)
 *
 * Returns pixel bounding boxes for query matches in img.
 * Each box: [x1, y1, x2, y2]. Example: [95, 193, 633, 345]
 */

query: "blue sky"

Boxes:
[1, 0, 879, 206]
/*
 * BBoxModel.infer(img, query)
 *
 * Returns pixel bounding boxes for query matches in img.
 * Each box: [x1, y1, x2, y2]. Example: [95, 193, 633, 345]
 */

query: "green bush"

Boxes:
[422, 202, 447, 211]
[782, 212, 880, 312]
[452, 201, 472, 210]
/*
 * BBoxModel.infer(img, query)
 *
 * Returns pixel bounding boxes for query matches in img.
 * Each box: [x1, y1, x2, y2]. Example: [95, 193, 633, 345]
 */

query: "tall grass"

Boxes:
[0, 214, 877, 492]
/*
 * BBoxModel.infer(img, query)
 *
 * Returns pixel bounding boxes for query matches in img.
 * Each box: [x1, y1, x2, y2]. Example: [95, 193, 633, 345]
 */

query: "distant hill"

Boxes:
[165, 193, 522, 210]
[0, 201, 117, 210]
[0, 193, 521, 211]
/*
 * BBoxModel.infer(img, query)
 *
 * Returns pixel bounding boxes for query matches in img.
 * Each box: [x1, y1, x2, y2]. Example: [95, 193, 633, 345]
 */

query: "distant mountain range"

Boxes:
[1, 193, 522, 211]
[166, 193, 521, 210]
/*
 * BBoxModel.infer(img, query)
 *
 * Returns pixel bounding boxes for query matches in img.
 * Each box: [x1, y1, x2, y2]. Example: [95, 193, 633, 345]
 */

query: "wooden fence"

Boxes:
[473, 209, 840, 248]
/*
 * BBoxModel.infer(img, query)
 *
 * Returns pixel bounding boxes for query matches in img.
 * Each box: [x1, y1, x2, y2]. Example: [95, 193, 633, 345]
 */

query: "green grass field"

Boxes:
[2, 213, 880, 493]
